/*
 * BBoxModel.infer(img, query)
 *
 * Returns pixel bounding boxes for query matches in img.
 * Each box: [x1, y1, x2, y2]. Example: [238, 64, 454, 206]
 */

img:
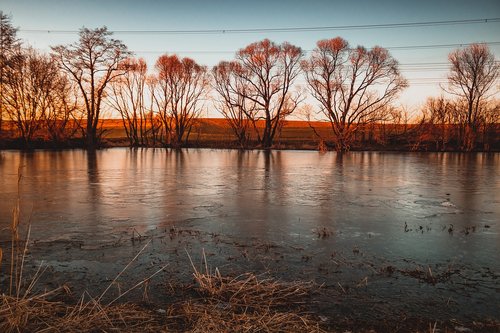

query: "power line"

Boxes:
[401, 68, 449, 72]
[385, 42, 500, 50]
[400, 62, 448, 66]
[407, 78, 448, 81]
[18, 17, 500, 35]
[129, 42, 500, 56]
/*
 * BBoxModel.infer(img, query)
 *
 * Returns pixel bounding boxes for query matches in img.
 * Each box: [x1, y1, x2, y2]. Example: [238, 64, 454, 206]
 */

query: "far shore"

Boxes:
[1, 118, 499, 152]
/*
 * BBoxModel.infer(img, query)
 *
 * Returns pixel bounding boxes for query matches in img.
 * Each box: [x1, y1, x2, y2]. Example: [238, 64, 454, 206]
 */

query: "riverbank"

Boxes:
[2, 136, 499, 152]
[1, 118, 499, 151]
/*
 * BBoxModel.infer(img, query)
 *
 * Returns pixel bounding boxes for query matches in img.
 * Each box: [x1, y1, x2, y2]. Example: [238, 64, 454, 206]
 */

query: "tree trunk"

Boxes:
[335, 126, 350, 152]
[261, 118, 273, 149]
[86, 122, 97, 150]
[462, 124, 475, 152]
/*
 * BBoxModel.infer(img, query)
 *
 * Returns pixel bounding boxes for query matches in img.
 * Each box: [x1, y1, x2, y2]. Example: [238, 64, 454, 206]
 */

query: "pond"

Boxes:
[0, 149, 499, 324]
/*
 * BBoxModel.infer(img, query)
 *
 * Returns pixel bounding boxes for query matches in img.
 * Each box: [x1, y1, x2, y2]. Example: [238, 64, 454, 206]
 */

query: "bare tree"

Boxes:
[51, 26, 130, 149]
[0, 11, 19, 134]
[447, 43, 499, 151]
[146, 76, 163, 145]
[44, 74, 80, 143]
[108, 57, 149, 147]
[144, 76, 163, 147]
[231, 39, 303, 149]
[301, 37, 408, 151]
[151, 54, 209, 147]
[479, 100, 499, 150]
[422, 96, 455, 150]
[212, 61, 257, 148]
[3, 48, 61, 145]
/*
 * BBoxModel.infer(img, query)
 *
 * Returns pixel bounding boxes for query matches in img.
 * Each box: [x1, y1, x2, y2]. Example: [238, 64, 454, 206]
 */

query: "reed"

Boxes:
[9, 166, 22, 296]
[176, 249, 325, 332]
[0, 245, 325, 332]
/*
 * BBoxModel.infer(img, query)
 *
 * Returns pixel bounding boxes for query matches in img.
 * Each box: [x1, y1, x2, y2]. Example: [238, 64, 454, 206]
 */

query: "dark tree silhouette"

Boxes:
[0, 11, 19, 134]
[447, 43, 499, 151]
[422, 96, 455, 150]
[3, 48, 62, 145]
[301, 37, 407, 151]
[51, 27, 130, 149]
[44, 72, 80, 143]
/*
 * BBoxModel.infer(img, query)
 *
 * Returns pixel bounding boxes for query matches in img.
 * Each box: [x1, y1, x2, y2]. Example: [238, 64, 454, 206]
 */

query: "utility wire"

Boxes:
[129, 41, 500, 55]
[385, 42, 500, 50]
[18, 17, 500, 35]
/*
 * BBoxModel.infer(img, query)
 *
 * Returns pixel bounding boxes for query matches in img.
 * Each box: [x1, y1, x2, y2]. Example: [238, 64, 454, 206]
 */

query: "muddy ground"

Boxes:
[2, 222, 498, 332]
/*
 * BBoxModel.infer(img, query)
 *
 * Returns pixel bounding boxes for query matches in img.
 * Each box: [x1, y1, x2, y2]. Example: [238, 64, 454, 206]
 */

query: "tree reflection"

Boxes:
[86, 150, 101, 210]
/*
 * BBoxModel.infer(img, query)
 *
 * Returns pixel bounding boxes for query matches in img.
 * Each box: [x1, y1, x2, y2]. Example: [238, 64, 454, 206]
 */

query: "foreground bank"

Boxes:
[1, 226, 499, 333]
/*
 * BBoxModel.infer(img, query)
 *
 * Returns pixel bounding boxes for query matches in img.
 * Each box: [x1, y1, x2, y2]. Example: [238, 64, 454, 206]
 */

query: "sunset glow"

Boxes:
[2, 0, 499, 112]
[0, 1, 499, 332]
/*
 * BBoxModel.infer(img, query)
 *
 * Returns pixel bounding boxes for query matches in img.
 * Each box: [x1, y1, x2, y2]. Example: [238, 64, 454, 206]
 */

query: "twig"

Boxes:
[23, 260, 47, 299]
[106, 264, 169, 306]
[16, 222, 32, 298]
[97, 239, 151, 303]
[337, 282, 346, 294]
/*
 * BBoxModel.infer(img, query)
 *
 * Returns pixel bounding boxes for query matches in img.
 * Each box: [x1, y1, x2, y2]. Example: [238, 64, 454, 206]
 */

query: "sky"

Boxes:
[1, 0, 499, 117]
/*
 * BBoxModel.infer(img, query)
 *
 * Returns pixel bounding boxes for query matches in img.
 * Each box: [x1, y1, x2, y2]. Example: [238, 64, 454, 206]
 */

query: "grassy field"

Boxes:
[100, 118, 409, 150]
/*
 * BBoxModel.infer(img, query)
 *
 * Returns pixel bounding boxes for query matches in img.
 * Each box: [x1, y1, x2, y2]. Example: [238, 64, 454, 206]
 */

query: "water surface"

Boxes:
[0, 149, 498, 321]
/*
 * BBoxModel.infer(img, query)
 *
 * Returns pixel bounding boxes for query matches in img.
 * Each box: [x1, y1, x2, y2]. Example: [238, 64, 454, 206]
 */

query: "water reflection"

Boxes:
[0, 149, 498, 263]
[86, 150, 102, 231]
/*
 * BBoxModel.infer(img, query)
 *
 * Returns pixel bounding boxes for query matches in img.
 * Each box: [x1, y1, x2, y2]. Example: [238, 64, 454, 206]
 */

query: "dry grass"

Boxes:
[165, 250, 325, 332]
[0, 237, 168, 332]
[0, 251, 325, 332]
[170, 301, 323, 333]
[0, 293, 164, 333]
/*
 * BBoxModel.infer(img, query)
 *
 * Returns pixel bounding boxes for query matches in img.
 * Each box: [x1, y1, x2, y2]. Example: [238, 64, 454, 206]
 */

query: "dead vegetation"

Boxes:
[397, 265, 460, 285]
[0, 249, 324, 332]
[166, 273, 323, 331]
[0, 294, 164, 333]
[313, 227, 334, 239]
[165, 250, 324, 332]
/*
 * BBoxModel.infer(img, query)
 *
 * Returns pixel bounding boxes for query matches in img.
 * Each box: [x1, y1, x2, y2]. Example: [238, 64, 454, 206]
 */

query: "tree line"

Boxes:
[0, 12, 498, 151]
